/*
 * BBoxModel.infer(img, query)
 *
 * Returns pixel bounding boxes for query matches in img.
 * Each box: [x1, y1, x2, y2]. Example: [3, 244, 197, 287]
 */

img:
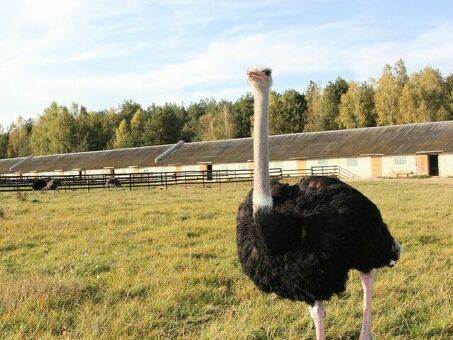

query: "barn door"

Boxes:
[371, 156, 382, 178]
[416, 154, 429, 176]
[428, 155, 439, 176]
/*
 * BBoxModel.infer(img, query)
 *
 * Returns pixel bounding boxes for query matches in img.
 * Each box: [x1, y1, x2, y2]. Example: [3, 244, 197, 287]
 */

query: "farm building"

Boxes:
[1, 121, 453, 178]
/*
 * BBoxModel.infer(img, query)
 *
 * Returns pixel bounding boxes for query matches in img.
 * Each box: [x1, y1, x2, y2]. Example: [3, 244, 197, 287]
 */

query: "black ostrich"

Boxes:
[32, 178, 48, 192]
[45, 179, 61, 191]
[236, 67, 402, 340]
[105, 177, 122, 189]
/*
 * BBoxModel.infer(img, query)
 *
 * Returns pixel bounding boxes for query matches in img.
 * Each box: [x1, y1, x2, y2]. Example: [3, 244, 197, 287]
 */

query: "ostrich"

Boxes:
[32, 178, 48, 192]
[105, 177, 121, 189]
[45, 179, 61, 192]
[236, 67, 402, 339]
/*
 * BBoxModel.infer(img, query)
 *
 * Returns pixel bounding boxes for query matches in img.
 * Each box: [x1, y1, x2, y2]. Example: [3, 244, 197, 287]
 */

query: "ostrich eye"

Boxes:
[263, 70, 271, 76]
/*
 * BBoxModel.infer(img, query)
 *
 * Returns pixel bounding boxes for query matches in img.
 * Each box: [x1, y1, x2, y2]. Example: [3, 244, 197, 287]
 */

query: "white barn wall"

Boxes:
[270, 160, 298, 171]
[180, 165, 200, 172]
[63, 170, 80, 176]
[86, 169, 105, 175]
[439, 153, 453, 176]
[33, 171, 61, 177]
[305, 157, 371, 178]
[139, 167, 156, 173]
[382, 155, 416, 177]
[115, 168, 134, 174]
[154, 165, 176, 173]
[212, 163, 248, 171]
[137, 165, 176, 173]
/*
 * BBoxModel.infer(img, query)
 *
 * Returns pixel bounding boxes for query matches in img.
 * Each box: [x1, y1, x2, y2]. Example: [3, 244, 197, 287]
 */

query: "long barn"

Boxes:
[1, 121, 452, 178]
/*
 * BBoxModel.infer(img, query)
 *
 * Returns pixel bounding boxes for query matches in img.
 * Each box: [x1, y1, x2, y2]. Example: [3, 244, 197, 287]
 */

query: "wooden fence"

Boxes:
[0, 168, 281, 192]
[0, 166, 353, 193]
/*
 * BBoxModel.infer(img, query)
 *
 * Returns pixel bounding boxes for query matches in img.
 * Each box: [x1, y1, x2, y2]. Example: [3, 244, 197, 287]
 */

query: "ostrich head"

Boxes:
[247, 67, 273, 92]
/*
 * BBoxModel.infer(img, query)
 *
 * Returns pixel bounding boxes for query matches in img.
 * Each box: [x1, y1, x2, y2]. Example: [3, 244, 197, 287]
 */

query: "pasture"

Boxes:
[1, 179, 452, 339]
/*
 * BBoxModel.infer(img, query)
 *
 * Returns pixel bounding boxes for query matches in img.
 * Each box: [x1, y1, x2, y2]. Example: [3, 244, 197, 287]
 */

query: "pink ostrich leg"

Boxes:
[359, 270, 375, 340]
[309, 300, 326, 340]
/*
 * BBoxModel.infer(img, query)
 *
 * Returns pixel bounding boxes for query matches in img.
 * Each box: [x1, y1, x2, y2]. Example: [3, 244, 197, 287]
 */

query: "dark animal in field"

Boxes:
[105, 177, 121, 189]
[45, 179, 61, 191]
[32, 179, 48, 191]
[236, 67, 402, 340]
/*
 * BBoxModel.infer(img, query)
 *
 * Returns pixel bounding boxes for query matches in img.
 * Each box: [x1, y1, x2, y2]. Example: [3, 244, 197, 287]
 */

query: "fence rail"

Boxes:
[0, 166, 355, 192]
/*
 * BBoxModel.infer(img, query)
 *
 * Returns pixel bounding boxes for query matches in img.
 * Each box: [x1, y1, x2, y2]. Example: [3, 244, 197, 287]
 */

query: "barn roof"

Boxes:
[0, 144, 171, 174]
[1, 121, 452, 174]
[159, 121, 453, 165]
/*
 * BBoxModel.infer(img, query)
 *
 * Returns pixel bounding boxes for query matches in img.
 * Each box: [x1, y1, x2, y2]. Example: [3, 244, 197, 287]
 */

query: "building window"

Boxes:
[347, 158, 358, 167]
[318, 159, 328, 166]
[395, 156, 407, 165]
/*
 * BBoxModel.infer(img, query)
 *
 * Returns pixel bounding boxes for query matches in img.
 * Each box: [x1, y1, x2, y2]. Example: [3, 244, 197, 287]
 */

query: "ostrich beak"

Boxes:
[247, 70, 266, 81]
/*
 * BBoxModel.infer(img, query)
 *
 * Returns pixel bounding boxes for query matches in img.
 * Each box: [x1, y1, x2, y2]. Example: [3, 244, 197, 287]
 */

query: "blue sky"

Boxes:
[1, 0, 452, 127]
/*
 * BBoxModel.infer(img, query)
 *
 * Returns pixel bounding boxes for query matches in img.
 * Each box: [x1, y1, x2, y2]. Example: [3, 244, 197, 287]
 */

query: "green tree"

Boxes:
[375, 63, 402, 125]
[394, 58, 409, 87]
[117, 100, 142, 123]
[338, 82, 376, 129]
[417, 66, 447, 121]
[130, 109, 146, 146]
[444, 73, 453, 119]
[198, 103, 236, 140]
[304, 82, 323, 132]
[181, 99, 218, 141]
[0, 124, 8, 158]
[113, 119, 132, 148]
[269, 89, 307, 134]
[398, 82, 418, 124]
[144, 103, 185, 145]
[30, 102, 78, 155]
[68, 103, 92, 152]
[217, 103, 236, 139]
[75, 108, 119, 151]
[232, 93, 254, 138]
[7, 117, 33, 157]
[319, 77, 349, 130]
[182, 102, 205, 142]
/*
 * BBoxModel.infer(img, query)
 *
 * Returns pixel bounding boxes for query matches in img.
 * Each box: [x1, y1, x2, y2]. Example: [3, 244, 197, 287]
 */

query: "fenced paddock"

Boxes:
[0, 165, 357, 192]
[1, 179, 451, 338]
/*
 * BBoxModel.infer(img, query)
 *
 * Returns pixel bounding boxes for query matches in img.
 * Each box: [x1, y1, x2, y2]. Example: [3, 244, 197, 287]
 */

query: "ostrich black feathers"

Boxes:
[236, 176, 400, 305]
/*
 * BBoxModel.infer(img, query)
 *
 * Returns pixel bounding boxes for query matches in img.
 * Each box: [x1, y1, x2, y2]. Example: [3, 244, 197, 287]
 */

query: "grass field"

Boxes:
[1, 179, 452, 339]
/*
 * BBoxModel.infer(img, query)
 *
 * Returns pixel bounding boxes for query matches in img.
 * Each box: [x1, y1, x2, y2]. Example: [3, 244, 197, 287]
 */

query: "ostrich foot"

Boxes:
[308, 300, 325, 340]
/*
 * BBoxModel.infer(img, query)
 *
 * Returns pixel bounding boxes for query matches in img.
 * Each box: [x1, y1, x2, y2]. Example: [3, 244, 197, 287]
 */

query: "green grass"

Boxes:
[1, 179, 452, 339]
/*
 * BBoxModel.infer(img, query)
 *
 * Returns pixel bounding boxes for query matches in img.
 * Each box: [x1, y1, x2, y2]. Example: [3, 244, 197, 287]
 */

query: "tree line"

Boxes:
[1, 59, 452, 159]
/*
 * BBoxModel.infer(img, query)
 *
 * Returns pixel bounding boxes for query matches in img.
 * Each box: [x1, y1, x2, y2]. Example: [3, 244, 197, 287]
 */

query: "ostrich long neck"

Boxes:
[253, 87, 273, 213]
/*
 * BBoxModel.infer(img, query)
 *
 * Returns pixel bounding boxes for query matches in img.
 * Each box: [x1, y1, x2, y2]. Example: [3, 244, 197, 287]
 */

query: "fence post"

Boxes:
[165, 173, 168, 190]
[129, 174, 132, 191]
[87, 175, 90, 192]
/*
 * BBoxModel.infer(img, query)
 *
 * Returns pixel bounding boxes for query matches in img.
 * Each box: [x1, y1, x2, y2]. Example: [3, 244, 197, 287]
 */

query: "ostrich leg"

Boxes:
[359, 270, 375, 340]
[309, 300, 326, 340]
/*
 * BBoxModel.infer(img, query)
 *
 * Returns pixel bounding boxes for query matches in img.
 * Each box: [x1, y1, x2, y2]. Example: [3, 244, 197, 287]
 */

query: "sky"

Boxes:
[1, 0, 453, 128]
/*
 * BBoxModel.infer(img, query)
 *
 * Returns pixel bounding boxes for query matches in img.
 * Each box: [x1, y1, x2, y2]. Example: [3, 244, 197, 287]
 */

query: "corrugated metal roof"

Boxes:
[0, 157, 28, 174]
[161, 121, 453, 165]
[0, 145, 171, 173]
[1, 121, 452, 174]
